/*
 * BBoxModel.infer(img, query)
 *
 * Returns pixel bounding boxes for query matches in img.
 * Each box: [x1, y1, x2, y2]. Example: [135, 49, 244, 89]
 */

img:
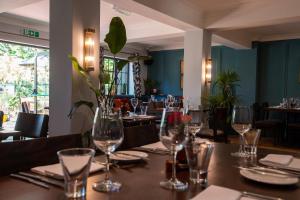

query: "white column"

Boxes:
[183, 29, 212, 109]
[49, 0, 100, 135]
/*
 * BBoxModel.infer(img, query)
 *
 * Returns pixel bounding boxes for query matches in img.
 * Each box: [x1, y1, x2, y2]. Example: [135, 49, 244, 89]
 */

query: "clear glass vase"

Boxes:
[92, 98, 124, 192]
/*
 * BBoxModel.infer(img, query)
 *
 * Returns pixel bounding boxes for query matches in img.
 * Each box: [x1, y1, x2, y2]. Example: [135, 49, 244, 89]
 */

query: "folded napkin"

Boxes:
[191, 185, 256, 200]
[31, 162, 105, 179]
[140, 141, 167, 151]
[260, 154, 293, 166]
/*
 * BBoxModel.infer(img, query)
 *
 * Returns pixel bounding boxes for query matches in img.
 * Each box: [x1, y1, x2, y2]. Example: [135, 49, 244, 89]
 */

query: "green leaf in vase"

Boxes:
[104, 17, 127, 55]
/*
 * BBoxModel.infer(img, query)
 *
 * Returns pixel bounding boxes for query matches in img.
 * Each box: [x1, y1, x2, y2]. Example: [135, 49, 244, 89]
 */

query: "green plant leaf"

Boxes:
[104, 17, 127, 55]
[68, 100, 94, 119]
[68, 54, 100, 97]
[116, 60, 129, 71]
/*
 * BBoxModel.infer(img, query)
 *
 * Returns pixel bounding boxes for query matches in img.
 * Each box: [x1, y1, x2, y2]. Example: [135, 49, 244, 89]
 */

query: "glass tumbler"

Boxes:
[185, 141, 214, 185]
[58, 148, 95, 198]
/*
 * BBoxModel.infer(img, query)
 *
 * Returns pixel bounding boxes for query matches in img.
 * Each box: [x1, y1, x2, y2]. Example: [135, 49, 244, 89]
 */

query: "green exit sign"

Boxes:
[23, 28, 40, 38]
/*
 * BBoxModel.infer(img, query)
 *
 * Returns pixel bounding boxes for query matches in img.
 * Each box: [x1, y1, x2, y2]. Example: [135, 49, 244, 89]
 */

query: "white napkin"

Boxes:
[31, 162, 105, 179]
[141, 141, 168, 151]
[191, 185, 256, 200]
[260, 154, 293, 166]
[191, 185, 240, 200]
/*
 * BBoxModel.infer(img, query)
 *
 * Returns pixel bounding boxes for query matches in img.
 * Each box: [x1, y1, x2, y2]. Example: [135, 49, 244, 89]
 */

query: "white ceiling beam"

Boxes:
[0, 0, 42, 13]
[213, 31, 254, 49]
[103, 0, 203, 31]
[206, 0, 300, 31]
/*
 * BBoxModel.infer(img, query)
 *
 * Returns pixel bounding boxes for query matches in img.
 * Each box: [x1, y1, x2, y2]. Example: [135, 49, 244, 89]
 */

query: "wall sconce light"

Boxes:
[84, 28, 95, 71]
[205, 58, 212, 84]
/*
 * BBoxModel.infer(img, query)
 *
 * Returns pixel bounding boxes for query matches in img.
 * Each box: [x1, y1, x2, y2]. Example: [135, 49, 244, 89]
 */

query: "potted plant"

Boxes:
[206, 70, 240, 136]
[143, 78, 160, 95]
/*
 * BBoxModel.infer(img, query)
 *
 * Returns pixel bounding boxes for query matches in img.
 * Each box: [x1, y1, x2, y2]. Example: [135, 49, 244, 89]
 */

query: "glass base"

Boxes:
[93, 179, 121, 192]
[231, 151, 249, 158]
[160, 178, 188, 191]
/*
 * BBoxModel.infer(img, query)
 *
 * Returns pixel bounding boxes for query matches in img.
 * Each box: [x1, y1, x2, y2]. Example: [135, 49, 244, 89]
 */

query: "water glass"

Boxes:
[57, 148, 95, 198]
[244, 128, 261, 156]
[185, 142, 214, 185]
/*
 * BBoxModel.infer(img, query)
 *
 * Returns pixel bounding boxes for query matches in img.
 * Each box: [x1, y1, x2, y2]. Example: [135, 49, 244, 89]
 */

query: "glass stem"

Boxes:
[134, 107, 136, 114]
[239, 135, 245, 153]
[171, 150, 177, 182]
[105, 153, 110, 181]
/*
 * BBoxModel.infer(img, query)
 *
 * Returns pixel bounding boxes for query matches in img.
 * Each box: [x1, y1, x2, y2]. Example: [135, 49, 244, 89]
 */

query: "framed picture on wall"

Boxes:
[180, 60, 184, 89]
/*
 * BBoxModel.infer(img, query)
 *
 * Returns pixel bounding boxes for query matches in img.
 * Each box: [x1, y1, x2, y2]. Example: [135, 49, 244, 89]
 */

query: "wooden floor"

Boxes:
[228, 135, 300, 154]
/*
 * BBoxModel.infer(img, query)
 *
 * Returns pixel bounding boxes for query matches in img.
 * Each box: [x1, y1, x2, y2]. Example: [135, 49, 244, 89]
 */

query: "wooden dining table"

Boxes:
[0, 143, 299, 200]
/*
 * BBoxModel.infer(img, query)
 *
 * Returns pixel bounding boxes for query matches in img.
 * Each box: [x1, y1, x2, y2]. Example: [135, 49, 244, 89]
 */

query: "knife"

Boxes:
[18, 172, 64, 188]
[237, 166, 299, 178]
[10, 173, 50, 189]
[114, 152, 149, 160]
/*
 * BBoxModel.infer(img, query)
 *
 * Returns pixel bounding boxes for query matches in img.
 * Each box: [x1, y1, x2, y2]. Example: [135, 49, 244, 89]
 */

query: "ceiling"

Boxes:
[4, 0, 183, 50]
[2, 0, 300, 50]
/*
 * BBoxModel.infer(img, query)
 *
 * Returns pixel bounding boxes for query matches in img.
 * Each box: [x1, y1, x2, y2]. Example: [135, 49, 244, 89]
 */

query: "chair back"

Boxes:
[15, 112, 49, 138]
[0, 134, 82, 176]
[208, 107, 228, 142]
[21, 102, 30, 113]
[0, 111, 3, 128]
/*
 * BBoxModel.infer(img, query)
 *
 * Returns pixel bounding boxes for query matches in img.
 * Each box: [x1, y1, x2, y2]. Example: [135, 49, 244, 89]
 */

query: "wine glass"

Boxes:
[159, 108, 189, 191]
[185, 106, 203, 139]
[231, 105, 252, 157]
[165, 95, 175, 111]
[92, 107, 124, 192]
[130, 98, 138, 115]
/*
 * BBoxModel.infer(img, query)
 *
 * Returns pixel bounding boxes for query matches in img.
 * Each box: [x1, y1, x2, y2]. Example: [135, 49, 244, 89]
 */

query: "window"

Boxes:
[0, 41, 49, 126]
[103, 57, 134, 95]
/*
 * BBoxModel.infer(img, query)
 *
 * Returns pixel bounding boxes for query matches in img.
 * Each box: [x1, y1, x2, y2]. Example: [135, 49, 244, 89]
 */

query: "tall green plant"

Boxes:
[208, 70, 240, 109]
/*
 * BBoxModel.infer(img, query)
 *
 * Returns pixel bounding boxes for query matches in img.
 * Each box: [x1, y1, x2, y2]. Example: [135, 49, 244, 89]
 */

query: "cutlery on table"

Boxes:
[10, 173, 50, 189]
[242, 191, 284, 200]
[257, 165, 300, 176]
[18, 172, 64, 188]
[236, 166, 299, 178]
[114, 152, 150, 160]
[133, 147, 168, 155]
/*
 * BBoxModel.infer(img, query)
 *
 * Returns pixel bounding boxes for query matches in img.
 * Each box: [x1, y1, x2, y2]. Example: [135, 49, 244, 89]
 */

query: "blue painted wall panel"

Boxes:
[148, 49, 183, 96]
[211, 46, 257, 106]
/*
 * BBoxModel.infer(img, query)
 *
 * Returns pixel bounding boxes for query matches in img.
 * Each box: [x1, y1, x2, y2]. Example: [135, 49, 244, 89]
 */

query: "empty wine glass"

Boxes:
[130, 98, 138, 115]
[165, 95, 175, 111]
[231, 105, 252, 157]
[159, 108, 189, 191]
[92, 108, 124, 192]
[185, 106, 203, 138]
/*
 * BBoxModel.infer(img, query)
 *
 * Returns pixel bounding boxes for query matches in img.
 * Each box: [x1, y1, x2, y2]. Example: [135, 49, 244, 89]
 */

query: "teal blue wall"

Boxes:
[148, 39, 300, 105]
[211, 46, 257, 106]
[255, 40, 300, 105]
[148, 49, 183, 96]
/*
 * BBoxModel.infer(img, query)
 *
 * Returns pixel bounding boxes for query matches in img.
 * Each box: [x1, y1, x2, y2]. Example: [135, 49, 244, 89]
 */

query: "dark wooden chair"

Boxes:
[252, 102, 283, 144]
[198, 107, 228, 143]
[15, 112, 49, 139]
[0, 134, 82, 176]
[119, 123, 159, 150]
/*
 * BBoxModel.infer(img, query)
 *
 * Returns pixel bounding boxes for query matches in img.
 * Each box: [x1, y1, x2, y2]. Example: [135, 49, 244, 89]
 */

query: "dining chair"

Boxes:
[21, 102, 30, 113]
[198, 107, 228, 143]
[252, 102, 283, 145]
[14, 112, 49, 139]
[0, 111, 3, 128]
[0, 134, 82, 175]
